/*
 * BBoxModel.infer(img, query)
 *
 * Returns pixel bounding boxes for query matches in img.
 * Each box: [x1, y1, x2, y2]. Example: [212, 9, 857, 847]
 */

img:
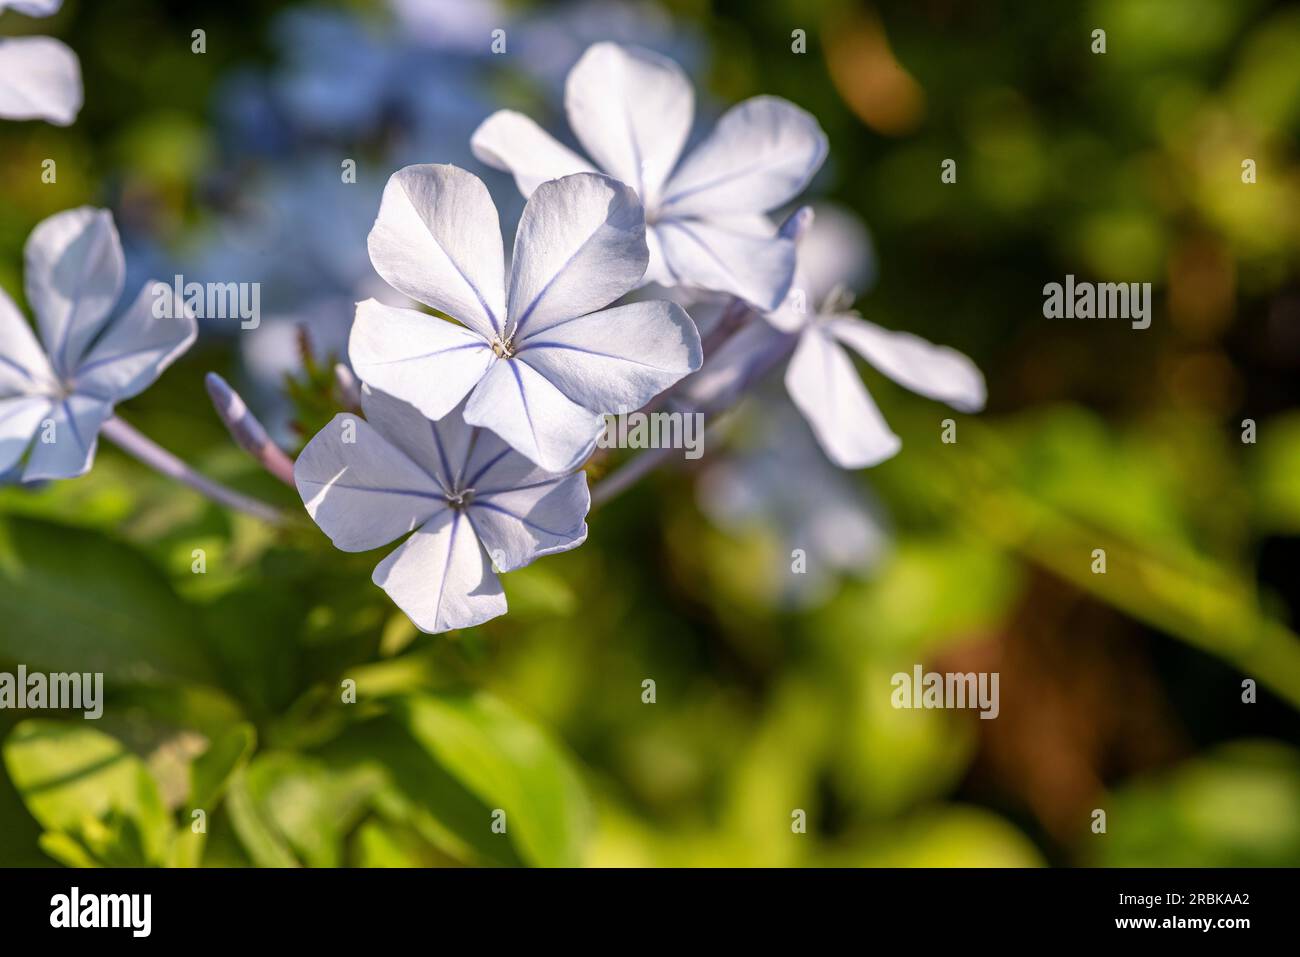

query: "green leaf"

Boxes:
[390, 692, 591, 867]
[1096, 741, 1300, 866]
[238, 753, 379, 868]
[2, 720, 172, 866]
[189, 723, 256, 811]
[0, 516, 213, 684]
[319, 712, 524, 867]
[224, 770, 300, 868]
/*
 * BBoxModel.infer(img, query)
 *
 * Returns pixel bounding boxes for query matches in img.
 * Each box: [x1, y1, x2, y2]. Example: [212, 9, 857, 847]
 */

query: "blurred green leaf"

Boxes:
[390, 693, 590, 867]
[189, 723, 255, 811]
[0, 516, 213, 684]
[1095, 741, 1300, 866]
[236, 752, 379, 868]
[825, 805, 1043, 867]
[2, 720, 172, 866]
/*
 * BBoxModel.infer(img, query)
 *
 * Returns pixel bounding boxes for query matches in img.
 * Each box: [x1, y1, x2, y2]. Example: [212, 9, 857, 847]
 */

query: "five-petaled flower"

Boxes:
[0, 0, 82, 125]
[0, 207, 194, 480]
[472, 41, 828, 312]
[699, 206, 986, 468]
[295, 385, 590, 633]
[352, 164, 702, 473]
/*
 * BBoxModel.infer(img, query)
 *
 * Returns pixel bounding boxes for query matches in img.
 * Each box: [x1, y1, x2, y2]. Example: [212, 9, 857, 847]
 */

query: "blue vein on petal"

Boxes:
[507, 360, 541, 459]
[473, 499, 575, 538]
[511, 223, 608, 339]
[658, 157, 779, 210]
[400, 179, 501, 336]
[73, 341, 169, 378]
[296, 478, 443, 500]
[0, 355, 37, 385]
[61, 398, 86, 451]
[429, 419, 455, 492]
[656, 219, 742, 285]
[431, 511, 461, 630]
[520, 339, 680, 372]
[359, 340, 485, 368]
[464, 447, 510, 490]
[53, 219, 117, 377]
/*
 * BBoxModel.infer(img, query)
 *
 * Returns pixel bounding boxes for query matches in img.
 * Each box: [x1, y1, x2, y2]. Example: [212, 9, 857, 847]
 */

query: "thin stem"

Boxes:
[698, 297, 752, 358]
[100, 416, 288, 524]
[590, 444, 679, 507]
[590, 323, 797, 509]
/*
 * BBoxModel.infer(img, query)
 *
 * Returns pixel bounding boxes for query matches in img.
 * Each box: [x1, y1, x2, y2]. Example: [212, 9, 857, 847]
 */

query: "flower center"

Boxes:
[490, 335, 515, 359]
[445, 488, 475, 510]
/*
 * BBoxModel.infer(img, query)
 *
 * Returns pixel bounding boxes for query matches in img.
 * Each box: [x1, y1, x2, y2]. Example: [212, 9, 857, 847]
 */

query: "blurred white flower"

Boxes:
[295, 386, 589, 634]
[0, 0, 81, 125]
[771, 207, 985, 467]
[0, 208, 194, 480]
[351, 164, 701, 472]
[698, 401, 889, 608]
[472, 41, 827, 311]
[699, 205, 985, 469]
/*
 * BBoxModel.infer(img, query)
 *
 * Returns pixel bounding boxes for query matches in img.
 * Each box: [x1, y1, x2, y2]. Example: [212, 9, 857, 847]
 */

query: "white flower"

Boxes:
[0, 207, 195, 481]
[697, 400, 890, 609]
[699, 206, 986, 468]
[0, 0, 82, 125]
[471, 41, 827, 311]
[351, 163, 701, 472]
[295, 385, 590, 634]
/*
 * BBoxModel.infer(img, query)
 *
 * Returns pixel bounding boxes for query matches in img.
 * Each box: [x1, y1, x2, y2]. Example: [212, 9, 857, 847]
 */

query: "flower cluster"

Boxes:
[0, 36, 987, 638]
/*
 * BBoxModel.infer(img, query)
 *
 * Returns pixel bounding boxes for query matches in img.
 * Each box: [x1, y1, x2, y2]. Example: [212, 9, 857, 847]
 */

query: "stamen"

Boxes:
[446, 488, 476, 509]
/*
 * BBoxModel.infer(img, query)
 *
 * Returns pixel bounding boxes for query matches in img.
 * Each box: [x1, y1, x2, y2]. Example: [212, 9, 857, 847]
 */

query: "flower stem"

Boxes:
[100, 416, 288, 524]
[590, 444, 679, 507]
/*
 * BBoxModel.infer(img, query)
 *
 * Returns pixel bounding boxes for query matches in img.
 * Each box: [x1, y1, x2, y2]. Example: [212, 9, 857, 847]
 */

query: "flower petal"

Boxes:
[0, 1, 66, 15]
[359, 383, 495, 496]
[72, 280, 196, 403]
[564, 42, 693, 208]
[506, 172, 647, 340]
[469, 471, 589, 572]
[24, 207, 124, 377]
[784, 326, 899, 469]
[372, 509, 506, 634]
[681, 317, 792, 412]
[366, 164, 506, 339]
[0, 36, 82, 126]
[463, 358, 603, 473]
[658, 96, 827, 218]
[0, 285, 56, 396]
[294, 412, 446, 552]
[0, 395, 51, 473]
[653, 215, 795, 311]
[458, 423, 548, 496]
[517, 300, 700, 414]
[827, 315, 986, 412]
[21, 393, 111, 481]
[349, 298, 495, 422]
[470, 109, 595, 198]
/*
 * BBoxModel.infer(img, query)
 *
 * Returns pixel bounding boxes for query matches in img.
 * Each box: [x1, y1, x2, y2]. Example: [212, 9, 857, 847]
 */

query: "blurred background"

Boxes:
[1, 0, 1299, 867]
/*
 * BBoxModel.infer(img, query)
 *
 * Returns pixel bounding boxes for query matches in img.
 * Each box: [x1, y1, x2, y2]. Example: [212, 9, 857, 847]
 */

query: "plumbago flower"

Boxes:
[697, 401, 890, 608]
[696, 206, 986, 468]
[295, 385, 589, 633]
[472, 41, 827, 311]
[0, 0, 82, 125]
[0, 208, 193, 480]
[350, 163, 701, 472]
